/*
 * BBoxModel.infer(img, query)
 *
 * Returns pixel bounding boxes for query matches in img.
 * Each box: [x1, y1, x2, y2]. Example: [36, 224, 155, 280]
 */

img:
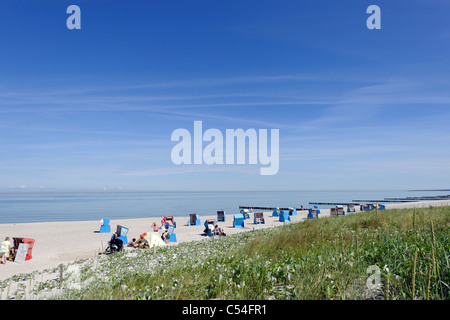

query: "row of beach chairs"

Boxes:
[99, 217, 177, 244]
[100, 220, 131, 243]
[98, 203, 387, 245]
[307, 203, 386, 220]
[189, 211, 226, 226]
[324, 203, 387, 218]
[189, 210, 266, 229]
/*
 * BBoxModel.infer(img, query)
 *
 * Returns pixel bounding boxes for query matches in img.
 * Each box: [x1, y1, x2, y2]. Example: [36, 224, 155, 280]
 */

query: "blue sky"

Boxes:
[0, 0, 449, 191]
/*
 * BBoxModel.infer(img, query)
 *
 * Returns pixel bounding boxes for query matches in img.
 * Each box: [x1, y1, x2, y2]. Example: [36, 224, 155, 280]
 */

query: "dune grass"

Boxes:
[46, 206, 450, 300]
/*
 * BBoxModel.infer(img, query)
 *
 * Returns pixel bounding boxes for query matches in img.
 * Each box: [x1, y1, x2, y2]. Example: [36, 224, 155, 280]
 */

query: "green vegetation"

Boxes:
[4, 206, 450, 300]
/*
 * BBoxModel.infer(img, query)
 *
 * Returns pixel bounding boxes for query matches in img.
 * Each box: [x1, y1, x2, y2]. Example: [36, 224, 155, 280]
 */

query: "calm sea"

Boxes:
[0, 190, 448, 224]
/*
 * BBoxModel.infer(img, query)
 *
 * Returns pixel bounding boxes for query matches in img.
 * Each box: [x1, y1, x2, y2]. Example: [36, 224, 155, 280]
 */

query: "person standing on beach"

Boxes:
[0, 237, 11, 264]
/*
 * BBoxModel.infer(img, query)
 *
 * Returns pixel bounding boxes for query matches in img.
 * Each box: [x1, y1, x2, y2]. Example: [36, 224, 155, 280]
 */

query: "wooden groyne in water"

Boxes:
[309, 202, 360, 206]
[349, 200, 415, 203]
[241, 194, 450, 210]
[351, 194, 450, 203]
[384, 195, 450, 201]
[239, 206, 307, 211]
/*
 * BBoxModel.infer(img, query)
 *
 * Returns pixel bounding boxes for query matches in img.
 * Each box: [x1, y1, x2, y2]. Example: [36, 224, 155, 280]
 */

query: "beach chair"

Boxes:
[307, 208, 319, 219]
[233, 214, 245, 228]
[12, 237, 22, 261]
[204, 219, 215, 236]
[289, 207, 297, 216]
[12, 237, 35, 261]
[164, 215, 176, 228]
[166, 224, 177, 243]
[99, 218, 111, 233]
[23, 238, 35, 261]
[330, 207, 337, 217]
[254, 212, 265, 224]
[379, 204, 386, 210]
[347, 204, 356, 213]
[217, 210, 226, 222]
[330, 206, 345, 216]
[279, 210, 291, 223]
[240, 209, 250, 220]
[272, 208, 279, 217]
[116, 225, 129, 245]
[189, 213, 201, 226]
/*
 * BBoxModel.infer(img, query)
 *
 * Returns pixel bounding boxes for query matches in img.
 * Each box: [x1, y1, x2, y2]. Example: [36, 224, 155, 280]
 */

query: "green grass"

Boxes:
[49, 206, 450, 300]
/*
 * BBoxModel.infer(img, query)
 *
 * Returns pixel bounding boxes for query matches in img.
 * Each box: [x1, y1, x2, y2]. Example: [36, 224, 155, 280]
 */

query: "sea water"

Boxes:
[0, 190, 448, 224]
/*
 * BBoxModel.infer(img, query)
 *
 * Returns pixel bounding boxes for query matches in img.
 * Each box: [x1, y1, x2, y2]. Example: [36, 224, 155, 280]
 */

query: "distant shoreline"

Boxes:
[1, 188, 448, 194]
[408, 189, 450, 192]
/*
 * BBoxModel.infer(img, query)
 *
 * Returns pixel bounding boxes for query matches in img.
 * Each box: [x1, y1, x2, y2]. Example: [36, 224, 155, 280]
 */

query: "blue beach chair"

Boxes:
[272, 208, 279, 217]
[166, 224, 177, 242]
[279, 210, 291, 223]
[289, 207, 297, 216]
[99, 218, 110, 233]
[189, 213, 201, 226]
[233, 214, 245, 228]
[217, 210, 226, 222]
[240, 209, 250, 220]
[253, 212, 265, 225]
[116, 225, 129, 245]
[347, 204, 356, 213]
[204, 219, 215, 236]
[307, 208, 320, 219]
[164, 216, 176, 228]
[330, 206, 345, 217]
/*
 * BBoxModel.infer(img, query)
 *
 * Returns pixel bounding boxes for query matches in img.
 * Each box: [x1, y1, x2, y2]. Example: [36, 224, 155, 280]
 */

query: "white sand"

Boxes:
[1, 200, 449, 282]
[0, 211, 304, 281]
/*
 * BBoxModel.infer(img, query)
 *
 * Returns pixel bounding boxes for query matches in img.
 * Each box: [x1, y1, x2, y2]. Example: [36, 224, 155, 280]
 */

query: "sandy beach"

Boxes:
[1, 200, 449, 282]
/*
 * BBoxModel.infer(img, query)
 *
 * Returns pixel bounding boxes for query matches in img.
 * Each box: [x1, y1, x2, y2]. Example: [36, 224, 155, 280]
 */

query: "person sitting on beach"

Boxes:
[161, 229, 170, 244]
[213, 225, 226, 236]
[137, 233, 149, 248]
[164, 216, 175, 226]
[127, 238, 137, 247]
[0, 237, 11, 264]
[160, 217, 167, 229]
[108, 232, 123, 252]
[151, 222, 159, 232]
